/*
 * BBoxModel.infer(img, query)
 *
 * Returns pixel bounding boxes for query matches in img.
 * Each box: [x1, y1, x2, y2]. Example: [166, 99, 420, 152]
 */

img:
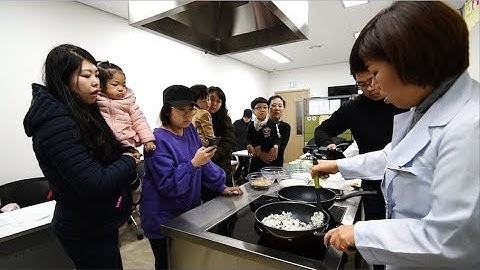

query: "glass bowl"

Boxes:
[246, 172, 274, 190]
[260, 166, 289, 182]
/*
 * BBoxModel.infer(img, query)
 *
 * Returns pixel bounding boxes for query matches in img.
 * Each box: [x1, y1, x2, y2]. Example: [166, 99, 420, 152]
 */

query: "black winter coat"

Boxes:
[23, 84, 137, 240]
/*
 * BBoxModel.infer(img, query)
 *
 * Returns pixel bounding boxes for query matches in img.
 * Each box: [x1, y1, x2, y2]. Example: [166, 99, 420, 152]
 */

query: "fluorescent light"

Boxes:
[259, 49, 291, 63]
[354, 32, 360, 39]
[342, 1, 368, 8]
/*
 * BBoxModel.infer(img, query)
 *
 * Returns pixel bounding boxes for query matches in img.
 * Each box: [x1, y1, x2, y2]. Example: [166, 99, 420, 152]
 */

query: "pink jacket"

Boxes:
[97, 89, 155, 148]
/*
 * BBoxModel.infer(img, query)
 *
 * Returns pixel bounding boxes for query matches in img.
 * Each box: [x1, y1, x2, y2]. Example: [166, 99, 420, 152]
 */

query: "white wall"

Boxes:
[268, 20, 480, 96]
[267, 62, 355, 97]
[0, 1, 269, 185]
[468, 21, 479, 81]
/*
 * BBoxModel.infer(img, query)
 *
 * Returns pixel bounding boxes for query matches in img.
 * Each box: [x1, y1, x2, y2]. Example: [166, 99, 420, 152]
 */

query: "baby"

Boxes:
[191, 84, 215, 147]
[96, 61, 155, 153]
[96, 61, 155, 204]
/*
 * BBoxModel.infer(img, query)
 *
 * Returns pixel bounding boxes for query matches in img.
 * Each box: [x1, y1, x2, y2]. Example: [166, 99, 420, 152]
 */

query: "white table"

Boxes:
[0, 201, 73, 268]
[0, 200, 55, 240]
[232, 149, 249, 158]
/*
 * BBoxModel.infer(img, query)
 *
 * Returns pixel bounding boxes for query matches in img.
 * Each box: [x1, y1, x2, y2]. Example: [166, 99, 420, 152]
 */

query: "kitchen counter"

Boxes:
[161, 182, 361, 269]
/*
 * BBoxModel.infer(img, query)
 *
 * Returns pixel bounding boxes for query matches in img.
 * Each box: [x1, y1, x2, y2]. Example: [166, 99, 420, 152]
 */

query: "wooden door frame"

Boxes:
[274, 89, 310, 164]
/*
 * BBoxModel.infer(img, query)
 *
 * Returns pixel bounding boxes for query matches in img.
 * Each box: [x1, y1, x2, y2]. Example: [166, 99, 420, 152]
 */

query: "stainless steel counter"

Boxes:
[161, 183, 361, 269]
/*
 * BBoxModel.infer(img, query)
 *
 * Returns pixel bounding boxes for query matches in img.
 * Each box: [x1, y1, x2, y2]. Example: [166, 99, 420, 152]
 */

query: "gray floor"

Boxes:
[119, 211, 155, 269]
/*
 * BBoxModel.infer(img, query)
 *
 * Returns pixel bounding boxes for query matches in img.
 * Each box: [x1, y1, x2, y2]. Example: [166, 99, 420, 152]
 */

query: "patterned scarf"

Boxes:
[253, 117, 268, 131]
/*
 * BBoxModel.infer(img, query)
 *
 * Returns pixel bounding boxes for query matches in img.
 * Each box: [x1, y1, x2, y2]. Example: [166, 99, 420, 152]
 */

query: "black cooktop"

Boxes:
[207, 194, 346, 263]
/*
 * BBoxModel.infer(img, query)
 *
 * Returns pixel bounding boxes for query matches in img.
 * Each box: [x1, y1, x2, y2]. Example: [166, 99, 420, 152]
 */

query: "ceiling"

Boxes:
[78, 1, 465, 72]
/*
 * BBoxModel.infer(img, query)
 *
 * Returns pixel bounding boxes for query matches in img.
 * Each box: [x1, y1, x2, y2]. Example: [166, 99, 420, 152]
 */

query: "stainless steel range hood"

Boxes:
[129, 1, 308, 55]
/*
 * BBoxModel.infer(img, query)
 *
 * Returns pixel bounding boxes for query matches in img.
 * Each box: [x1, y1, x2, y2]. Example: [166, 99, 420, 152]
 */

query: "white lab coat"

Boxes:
[337, 71, 480, 268]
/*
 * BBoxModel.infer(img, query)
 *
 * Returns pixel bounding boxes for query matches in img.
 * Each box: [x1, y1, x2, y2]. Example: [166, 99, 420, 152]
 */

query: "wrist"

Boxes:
[191, 160, 200, 169]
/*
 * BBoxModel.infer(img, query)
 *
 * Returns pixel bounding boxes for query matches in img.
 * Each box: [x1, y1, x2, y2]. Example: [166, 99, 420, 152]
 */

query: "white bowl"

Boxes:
[279, 178, 309, 188]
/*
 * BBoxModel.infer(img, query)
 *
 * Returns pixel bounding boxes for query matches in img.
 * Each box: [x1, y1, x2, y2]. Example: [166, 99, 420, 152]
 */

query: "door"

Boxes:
[274, 89, 310, 163]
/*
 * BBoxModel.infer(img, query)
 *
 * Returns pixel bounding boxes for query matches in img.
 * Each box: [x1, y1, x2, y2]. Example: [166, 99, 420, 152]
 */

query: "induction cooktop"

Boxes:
[207, 194, 346, 262]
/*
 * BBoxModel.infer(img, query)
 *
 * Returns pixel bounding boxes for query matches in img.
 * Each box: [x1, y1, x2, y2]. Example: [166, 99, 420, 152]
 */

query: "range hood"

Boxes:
[129, 1, 309, 55]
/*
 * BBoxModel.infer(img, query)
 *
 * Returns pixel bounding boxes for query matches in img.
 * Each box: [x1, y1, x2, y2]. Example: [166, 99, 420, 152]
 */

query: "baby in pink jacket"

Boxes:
[96, 61, 155, 153]
[97, 61, 155, 204]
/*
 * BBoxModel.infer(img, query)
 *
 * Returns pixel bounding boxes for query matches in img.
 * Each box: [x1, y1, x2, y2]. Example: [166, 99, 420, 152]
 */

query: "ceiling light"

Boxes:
[354, 32, 360, 39]
[259, 49, 291, 63]
[342, 1, 368, 8]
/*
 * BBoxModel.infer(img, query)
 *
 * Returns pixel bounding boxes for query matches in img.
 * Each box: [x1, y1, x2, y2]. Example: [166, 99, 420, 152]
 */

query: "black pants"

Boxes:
[361, 180, 386, 220]
[56, 230, 122, 269]
[360, 180, 386, 270]
[149, 238, 168, 270]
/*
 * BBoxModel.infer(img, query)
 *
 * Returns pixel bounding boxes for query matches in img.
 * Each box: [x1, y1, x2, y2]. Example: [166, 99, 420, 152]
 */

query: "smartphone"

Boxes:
[208, 136, 222, 147]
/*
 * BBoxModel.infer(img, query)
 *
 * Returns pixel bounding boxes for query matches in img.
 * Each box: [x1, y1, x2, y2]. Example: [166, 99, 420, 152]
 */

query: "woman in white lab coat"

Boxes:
[312, 2, 479, 268]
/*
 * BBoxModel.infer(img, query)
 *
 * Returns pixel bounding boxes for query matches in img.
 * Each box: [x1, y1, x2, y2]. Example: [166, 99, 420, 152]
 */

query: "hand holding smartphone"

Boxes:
[207, 136, 221, 152]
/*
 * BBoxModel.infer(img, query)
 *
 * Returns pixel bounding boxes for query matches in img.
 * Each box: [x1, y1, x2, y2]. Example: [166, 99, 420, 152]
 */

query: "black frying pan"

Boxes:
[254, 201, 330, 239]
[278, 186, 377, 210]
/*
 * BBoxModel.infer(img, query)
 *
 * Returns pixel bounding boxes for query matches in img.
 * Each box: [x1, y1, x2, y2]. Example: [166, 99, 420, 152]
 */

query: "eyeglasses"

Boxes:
[356, 77, 374, 91]
[254, 106, 269, 111]
[171, 106, 197, 116]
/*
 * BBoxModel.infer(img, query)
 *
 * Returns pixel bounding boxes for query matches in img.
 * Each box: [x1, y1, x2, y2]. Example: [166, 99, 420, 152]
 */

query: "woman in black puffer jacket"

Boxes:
[23, 44, 140, 269]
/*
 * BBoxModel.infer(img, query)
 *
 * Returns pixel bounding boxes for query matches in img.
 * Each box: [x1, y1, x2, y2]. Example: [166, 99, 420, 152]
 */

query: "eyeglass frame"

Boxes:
[171, 106, 197, 116]
[356, 76, 374, 91]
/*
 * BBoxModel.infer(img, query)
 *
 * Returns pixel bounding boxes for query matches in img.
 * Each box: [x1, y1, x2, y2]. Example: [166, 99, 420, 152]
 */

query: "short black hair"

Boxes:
[190, 84, 208, 102]
[268, 95, 286, 107]
[251, 97, 268, 110]
[243, 109, 252, 118]
[97, 61, 124, 92]
[353, 1, 468, 88]
[159, 105, 172, 126]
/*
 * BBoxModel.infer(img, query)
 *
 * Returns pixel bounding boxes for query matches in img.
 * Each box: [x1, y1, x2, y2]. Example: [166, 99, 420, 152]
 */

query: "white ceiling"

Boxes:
[77, 1, 465, 72]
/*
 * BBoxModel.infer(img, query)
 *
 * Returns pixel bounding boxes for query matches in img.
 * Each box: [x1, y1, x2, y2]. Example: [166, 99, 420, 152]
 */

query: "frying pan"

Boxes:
[254, 201, 330, 239]
[278, 186, 377, 210]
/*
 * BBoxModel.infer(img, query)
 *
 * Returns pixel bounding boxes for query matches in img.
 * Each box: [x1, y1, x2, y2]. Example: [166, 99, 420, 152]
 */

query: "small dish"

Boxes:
[260, 166, 289, 182]
[247, 172, 274, 190]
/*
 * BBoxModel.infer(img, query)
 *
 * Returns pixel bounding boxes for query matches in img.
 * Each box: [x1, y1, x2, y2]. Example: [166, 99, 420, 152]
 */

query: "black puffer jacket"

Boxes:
[24, 84, 137, 240]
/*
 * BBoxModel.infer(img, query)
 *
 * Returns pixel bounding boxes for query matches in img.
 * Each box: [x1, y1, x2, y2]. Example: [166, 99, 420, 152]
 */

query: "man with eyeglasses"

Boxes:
[314, 57, 407, 225]
[246, 97, 281, 173]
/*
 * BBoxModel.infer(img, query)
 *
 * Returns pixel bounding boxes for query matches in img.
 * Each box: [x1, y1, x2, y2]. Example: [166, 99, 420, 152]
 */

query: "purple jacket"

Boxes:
[140, 124, 226, 239]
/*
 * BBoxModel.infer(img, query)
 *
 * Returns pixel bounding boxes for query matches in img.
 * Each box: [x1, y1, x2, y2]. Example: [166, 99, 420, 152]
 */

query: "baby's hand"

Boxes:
[144, 141, 156, 152]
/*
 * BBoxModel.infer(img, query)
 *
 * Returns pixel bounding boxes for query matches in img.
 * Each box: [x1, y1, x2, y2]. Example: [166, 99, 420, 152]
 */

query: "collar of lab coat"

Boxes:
[388, 71, 472, 167]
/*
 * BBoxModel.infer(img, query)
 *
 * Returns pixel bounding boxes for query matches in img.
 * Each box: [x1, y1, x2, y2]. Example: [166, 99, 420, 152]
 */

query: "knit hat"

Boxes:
[163, 85, 196, 107]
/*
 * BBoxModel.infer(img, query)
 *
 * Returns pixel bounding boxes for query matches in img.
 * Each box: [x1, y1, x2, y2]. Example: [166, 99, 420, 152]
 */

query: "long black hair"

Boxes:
[207, 86, 231, 132]
[44, 44, 123, 164]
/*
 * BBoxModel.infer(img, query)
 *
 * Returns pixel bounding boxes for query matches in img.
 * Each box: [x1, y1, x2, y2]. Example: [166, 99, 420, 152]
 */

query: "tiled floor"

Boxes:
[119, 212, 155, 269]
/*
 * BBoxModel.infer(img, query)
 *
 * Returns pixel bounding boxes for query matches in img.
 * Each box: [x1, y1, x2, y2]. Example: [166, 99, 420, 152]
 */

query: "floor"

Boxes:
[119, 211, 155, 269]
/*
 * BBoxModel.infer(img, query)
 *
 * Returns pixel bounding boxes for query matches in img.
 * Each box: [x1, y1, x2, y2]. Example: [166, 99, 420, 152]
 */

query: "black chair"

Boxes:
[0, 177, 51, 209]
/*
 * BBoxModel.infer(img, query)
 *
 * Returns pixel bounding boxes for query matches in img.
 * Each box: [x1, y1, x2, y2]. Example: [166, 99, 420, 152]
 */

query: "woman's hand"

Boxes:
[310, 159, 339, 179]
[191, 146, 216, 168]
[268, 145, 278, 161]
[247, 145, 261, 157]
[222, 186, 243, 196]
[324, 225, 356, 255]
[326, 143, 337, 150]
[123, 151, 141, 164]
[144, 141, 156, 152]
[259, 152, 271, 163]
